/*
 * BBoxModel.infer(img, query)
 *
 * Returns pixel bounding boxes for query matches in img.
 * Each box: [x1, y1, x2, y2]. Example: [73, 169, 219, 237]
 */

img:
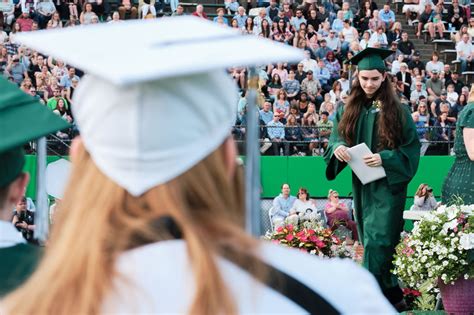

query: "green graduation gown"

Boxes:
[324, 102, 420, 292]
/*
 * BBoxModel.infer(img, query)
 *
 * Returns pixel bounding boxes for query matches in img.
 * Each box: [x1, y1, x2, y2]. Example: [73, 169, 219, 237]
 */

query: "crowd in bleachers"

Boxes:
[1, 0, 473, 156]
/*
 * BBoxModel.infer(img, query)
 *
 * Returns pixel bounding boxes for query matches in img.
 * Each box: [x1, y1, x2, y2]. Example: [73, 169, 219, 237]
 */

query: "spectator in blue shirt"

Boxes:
[259, 101, 274, 124]
[271, 183, 297, 226]
[267, 112, 285, 155]
[380, 3, 395, 29]
[233, 6, 247, 28]
[59, 67, 80, 89]
[290, 8, 306, 32]
[314, 59, 331, 92]
[282, 69, 300, 101]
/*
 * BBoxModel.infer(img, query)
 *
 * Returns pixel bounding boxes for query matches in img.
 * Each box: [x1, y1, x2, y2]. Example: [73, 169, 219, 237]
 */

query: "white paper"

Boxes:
[45, 159, 71, 199]
[346, 143, 386, 185]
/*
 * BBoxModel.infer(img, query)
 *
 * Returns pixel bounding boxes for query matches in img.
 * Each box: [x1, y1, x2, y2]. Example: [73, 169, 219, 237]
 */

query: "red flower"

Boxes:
[286, 234, 294, 242]
[287, 224, 294, 232]
[276, 226, 284, 233]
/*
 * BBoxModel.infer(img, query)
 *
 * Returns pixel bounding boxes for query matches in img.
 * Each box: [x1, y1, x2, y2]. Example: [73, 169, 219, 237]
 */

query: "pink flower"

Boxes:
[287, 224, 294, 232]
[276, 226, 284, 233]
[286, 234, 294, 242]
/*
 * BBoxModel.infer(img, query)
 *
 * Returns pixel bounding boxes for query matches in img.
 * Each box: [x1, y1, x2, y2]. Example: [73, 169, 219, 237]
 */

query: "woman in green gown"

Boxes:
[324, 48, 421, 310]
[442, 87, 474, 204]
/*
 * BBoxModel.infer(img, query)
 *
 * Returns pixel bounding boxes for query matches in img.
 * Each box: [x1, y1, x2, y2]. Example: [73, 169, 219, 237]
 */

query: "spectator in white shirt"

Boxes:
[456, 33, 474, 73]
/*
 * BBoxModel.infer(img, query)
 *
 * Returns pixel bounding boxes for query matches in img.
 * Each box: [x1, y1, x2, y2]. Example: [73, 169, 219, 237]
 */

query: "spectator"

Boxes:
[296, 91, 309, 114]
[141, 0, 156, 19]
[452, 24, 471, 44]
[224, 0, 239, 15]
[369, 26, 388, 48]
[340, 19, 358, 55]
[265, 0, 279, 21]
[368, 9, 384, 32]
[396, 62, 411, 98]
[59, 66, 79, 88]
[387, 22, 402, 45]
[273, 90, 290, 116]
[284, 114, 301, 155]
[433, 112, 455, 154]
[47, 87, 68, 111]
[446, 83, 459, 107]
[426, 70, 443, 102]
[411, 184, 438, 211]
[253, 8, 272, 34]
[171, 4, 184, 16]
[416, 3, 434, 39]
[306, 8, 320, 32]
[270, 183, 297, 225]
[272, 19, 293, 44]
[412, 111, 430, 155]
[290, 8, 306, 32]
[234, 6, 246, 28]
[326, 29, 341, 55]
[410, 81, 428, 105]
[316, 3, 330, 25]
[402, 0, 420, 26]
[445, 72, 464, 95]
[289, 187, 317, 215]
[316, 111, 333, 153]
[301, 114, 318, 155]
[331, 10, 344, 33]
[35, 0, 55, 29]
[191, 4, 207, 19]
[118, 0, 138, 19]
[282, 69, 300, 101]
[0, 0, 14, 27]
[397, 31, 415, 62]
[468, 17, 474, 38]
[294, 62, 306, 83]
[391, 54, 404, 75]
[267, 73, 282, 100]
[80, 3, 97, 24]
[430, 90, 449, 118]
[447, 0, 466, 30]
[4, 55, 27, 84]
[359, 30, 371, 49]
[379, 3, 395, 29]
[313, 58, 330, 91]
[300, 70, 322, 105]
[408, 51, 425, 77]
[425, 51, 444, 77]
[16, 11, 34, 32]
[259, 101, 274, 125]
[456, 33, 474, 73]
[267, 111, 285, 156]
[324, 189, 358, 242]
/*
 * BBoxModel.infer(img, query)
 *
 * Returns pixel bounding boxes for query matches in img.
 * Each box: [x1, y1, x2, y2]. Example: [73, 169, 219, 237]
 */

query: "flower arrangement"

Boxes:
[264, 214, 355, 259]
[371, 99, 382, 113]
[393, 204, 474, 296]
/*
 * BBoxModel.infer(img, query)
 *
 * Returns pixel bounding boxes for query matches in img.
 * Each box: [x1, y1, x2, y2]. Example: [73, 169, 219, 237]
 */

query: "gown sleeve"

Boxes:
[324, 106, 349, 180]
[378, 106, 421, 186]
[459, 104, 474, 128]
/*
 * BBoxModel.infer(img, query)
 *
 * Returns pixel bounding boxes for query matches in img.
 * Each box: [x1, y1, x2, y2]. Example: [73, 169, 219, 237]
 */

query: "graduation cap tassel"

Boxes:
[245, 67, 262, 237]
[34, 137, 49, 242]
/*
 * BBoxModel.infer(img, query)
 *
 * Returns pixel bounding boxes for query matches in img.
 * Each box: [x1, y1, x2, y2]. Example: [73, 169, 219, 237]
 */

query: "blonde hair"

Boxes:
[4, 141, 263, 314]
[327, 189, 338, 199]
[469, 84, 474, 103]
[415, 183, 428, 197]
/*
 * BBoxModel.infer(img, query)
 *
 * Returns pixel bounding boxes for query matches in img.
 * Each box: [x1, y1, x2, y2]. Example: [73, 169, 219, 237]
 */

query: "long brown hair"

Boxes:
[4, 140, 263, 314]
[338, 71, 403, 149]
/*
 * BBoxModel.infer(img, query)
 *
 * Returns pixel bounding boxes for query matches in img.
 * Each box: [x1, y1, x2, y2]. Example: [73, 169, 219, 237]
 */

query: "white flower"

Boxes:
[442, 219, 458, 233]
[459, 233, 474, 250]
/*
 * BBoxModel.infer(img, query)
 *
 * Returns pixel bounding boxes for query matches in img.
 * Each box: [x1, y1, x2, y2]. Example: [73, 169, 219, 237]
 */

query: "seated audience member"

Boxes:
[289, 188, 317, 215]
[271, 183, 297, 226]
[411, 183, 438, 211]
[284, 114, 301, 155]
[118, 0, 138, 19]
[324, 189, 358, 242]
[266, 111, 285, 155]
[456, 33, 474, 73]
[316, 111, 333, 153]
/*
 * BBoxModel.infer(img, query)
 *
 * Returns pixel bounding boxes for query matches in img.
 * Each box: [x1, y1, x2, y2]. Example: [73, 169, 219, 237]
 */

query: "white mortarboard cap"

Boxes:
[16, 18, 304, 196]
[45, 159, 72, 199]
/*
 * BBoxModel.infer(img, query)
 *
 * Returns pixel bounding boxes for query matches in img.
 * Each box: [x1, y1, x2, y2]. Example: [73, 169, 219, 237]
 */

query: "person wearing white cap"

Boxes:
[4, 18, 395, 314]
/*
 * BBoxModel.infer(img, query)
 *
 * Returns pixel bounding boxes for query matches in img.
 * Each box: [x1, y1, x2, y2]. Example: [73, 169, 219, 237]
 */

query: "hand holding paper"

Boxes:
[346, 143, 386, 185]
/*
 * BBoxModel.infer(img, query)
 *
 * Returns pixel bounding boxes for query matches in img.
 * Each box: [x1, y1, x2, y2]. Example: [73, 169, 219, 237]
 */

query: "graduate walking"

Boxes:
[324, 48, 421, 310]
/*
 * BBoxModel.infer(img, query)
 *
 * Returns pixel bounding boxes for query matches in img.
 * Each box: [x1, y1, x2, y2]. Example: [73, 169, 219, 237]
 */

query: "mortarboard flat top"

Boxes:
[0, 77, 70, 153]
[16, 17, 304, 86]
[346, 48, 394, 71]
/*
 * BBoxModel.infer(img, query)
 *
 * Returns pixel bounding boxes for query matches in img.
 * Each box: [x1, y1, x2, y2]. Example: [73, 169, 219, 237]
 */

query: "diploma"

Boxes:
[346, 143, 386, 185]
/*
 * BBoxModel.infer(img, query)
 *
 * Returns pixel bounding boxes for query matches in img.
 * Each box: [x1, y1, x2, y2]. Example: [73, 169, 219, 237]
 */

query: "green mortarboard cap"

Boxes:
[346, 47, 394, 71]
[0, 76, 70, 187]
